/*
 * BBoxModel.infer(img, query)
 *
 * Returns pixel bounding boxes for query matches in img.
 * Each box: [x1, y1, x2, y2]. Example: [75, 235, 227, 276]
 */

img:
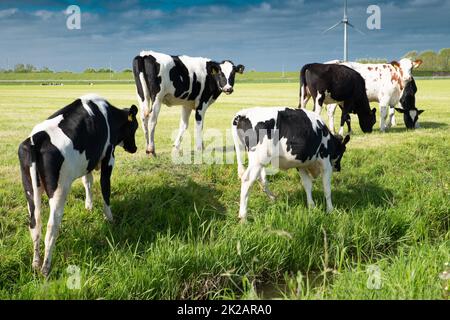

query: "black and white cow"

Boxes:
[395, 78, 425, 129]
[133, 50, 245, 155]
[18, 94, 138, 276]
[232, 107, 350, 220]
[323, 59, 423, 132]
[299, 63, 376, 134]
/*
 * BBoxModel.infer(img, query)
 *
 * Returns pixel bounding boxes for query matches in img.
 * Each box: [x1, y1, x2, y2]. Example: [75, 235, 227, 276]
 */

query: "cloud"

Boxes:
[0, 8, 18, 18]
[0, 0, 449, 71]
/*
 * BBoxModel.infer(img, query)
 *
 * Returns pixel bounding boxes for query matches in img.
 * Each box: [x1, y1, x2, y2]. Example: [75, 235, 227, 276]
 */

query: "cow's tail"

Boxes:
[18, 135, 42, 229]
[299, 65, 310, 108]
[231, 115, 246, 179]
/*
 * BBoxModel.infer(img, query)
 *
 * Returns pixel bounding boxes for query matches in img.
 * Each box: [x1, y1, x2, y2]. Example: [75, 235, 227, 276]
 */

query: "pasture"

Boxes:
[0, 79, 449, 299]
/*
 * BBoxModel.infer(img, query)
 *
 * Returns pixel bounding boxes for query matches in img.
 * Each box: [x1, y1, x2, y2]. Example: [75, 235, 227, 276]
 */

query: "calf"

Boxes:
[395, 78, 424, 129]
[133, 50, 244, 155]
[299, 63, 376, 135]
[324, 58, 422, 132]
[18, 94, 138, 276]
[232, 107, 350, 220]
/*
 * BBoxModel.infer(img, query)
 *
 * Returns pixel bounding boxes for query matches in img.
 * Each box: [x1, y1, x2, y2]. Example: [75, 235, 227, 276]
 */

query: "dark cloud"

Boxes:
[0, 0, 449, 71]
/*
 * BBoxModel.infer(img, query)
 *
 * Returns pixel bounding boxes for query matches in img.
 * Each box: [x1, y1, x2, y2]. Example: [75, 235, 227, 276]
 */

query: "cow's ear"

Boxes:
[390, 60, 400, 69]
[207, 62, 221, 76]
[413, 59, 423, 69]
[128, 105, 138, 121]
[418, 109, 425, 115]
[394, 107, 405, 113]
[234, 64, 245, 74]
[343, 134, 350, 146]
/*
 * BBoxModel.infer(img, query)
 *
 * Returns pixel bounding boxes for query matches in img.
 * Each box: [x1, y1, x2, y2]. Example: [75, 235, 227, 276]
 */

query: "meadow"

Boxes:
[0, 78, 449, 299]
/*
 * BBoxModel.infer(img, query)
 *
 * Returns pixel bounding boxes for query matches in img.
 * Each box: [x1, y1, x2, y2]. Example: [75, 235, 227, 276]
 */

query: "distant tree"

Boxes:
[403, 50, 418, 59]
[84, 68, 97, 73]
[97, 68, 113, 73]
[122, 68, 133, 73]
[39, 66, 53, 73]
[14, 63, 37, 73]
[417, 50, 439, 71]
[356, 58, 388, 64]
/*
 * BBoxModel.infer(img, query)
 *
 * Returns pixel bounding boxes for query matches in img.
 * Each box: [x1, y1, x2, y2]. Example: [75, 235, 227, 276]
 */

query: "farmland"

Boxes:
[0, 77, 449, 299]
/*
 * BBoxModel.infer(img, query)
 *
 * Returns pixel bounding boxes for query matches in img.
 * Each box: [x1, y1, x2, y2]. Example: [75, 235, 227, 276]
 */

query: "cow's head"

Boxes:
[394, 107, 425, 129]
[331, 134, 351, 172]
[390, 58, 422, 83]
[118, 105, 139, 153]
[358, 107, 377, 133]
[207, 60, 245, 95]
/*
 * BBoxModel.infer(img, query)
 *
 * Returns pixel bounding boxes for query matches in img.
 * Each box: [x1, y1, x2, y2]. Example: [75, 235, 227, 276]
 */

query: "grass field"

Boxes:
[0, 79, 449, 299]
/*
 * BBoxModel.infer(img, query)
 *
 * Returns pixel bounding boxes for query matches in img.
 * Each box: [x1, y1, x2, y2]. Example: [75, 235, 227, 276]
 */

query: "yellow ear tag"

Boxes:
[211, 69, 217, 75]
[128, 114, 133, 122]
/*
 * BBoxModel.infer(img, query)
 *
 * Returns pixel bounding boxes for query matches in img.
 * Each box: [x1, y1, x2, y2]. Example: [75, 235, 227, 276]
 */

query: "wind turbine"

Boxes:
[323, 0, 365, 61]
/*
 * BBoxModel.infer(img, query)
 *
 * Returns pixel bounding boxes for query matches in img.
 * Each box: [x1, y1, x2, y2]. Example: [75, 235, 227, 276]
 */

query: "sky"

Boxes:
[0, 0, 449, 72]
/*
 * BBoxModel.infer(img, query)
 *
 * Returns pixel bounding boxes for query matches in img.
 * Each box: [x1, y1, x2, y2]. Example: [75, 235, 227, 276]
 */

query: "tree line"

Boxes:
[2, 48, 449, 73]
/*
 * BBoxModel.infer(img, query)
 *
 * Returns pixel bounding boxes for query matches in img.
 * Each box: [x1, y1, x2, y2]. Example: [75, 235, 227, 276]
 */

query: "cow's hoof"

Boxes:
[268, 194, 277, 202]
[146, 150, 156, 157]
[85, 202, 93, 211]
[32, 259, 41, 271]
[239, 217, 247, 224]
[41, 264, 51, 278]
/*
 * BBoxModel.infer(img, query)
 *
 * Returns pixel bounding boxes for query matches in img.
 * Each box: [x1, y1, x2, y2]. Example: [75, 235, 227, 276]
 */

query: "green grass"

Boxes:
[0, 71, 299, 84]
[0, 80, 449, 299]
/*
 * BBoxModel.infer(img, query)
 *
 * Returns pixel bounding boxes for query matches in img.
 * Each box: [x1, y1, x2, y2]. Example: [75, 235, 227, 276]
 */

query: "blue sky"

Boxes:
[0, 0, 449, 71]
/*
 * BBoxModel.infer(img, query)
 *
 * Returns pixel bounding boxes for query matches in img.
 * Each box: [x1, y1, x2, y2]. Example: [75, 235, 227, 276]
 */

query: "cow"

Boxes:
[232, 107, 350, 221]
[299, 63, 376, 135]
[18, 94, 138, 276]
[133, 50, 245, 156]
[323, 58, 423, 133]
[394, 78, 425, 129]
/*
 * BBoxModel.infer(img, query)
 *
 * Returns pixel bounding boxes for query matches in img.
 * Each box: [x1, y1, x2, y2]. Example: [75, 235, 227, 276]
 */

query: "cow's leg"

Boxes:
[338, 111, 347, 136]
[82, 173, 93, 211]
[20, 152, 44, 271]
[298, 168, 315, 209]
[231, 122, 246, 178]
[239, 163, 262, 221]
[379, 105, 388, 132]
[137, 94, 151, 155]
[194, 105, 207, 152]
[29, 186, 43, 270]
[147, 97, 162, 156]
[345, 113, 352, 134]
[314, 91, 324, 114]
[300, 85, 311, 109]
[387, 106, 396, 128]
[327, 104, 337, 134]
[321, 161, 333, 213]
[259, 167, 276, 201]
[173, 106, 192, 151]
[100, 151, 114, 223]
[41, 185, 70, 276]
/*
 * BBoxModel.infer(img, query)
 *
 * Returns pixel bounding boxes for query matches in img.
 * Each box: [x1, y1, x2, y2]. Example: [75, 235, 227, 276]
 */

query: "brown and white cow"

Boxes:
[323, 58, 422, 134]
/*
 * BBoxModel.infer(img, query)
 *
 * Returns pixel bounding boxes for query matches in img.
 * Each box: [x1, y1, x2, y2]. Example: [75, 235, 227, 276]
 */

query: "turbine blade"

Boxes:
[347, 22, 366, 35]
[323, 21, 342, 33]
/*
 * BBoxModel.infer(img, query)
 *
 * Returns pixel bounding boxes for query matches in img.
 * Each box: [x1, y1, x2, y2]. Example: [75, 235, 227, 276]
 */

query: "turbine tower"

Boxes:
[323, 0, 364, 61]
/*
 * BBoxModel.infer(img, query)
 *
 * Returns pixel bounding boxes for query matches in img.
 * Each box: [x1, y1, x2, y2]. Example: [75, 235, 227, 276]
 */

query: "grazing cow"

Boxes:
[299, 63, 376, 135]
[324, 58, 423, 132]
[18, 94, 138, 276]
[394, 78, 424, 129]
[232, 107, 350, 220]
[133, 50, 245, 155]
